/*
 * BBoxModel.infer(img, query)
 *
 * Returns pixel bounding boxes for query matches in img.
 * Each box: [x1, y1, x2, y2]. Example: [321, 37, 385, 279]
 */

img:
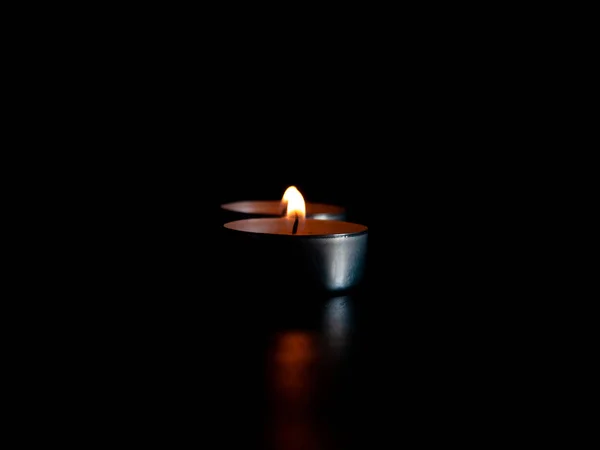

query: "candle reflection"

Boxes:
[264, 296, 355, 450]
[323, 296, 352, 360]
[270, 331, 317, 410]
[267, 331, 322, 450]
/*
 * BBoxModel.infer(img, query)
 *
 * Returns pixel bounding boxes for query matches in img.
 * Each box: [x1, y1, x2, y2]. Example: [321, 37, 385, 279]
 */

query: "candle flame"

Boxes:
[281, 186, 306, 219]
[281, 186, 306, 233]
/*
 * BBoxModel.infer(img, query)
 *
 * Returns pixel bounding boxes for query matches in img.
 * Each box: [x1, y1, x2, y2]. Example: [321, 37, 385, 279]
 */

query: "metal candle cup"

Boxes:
[223, 218, 368, 293]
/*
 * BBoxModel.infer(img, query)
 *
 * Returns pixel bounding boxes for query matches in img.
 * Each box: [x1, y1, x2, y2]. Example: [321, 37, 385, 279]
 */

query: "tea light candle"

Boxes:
[220, 186, 346, 222]
[223, 187, 367, 293]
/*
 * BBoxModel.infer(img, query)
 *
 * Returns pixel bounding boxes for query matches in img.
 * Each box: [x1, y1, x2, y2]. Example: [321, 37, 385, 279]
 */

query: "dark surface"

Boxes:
[36, 12, 534, 445]
[55, 23, 522, 440]
[74, 158, 512, 447]
[195, 284, 376, 449]
[102, 185, 499, 448]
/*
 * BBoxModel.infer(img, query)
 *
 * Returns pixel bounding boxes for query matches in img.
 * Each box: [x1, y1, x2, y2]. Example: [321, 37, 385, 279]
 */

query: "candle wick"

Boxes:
[292, 214, 299, 234]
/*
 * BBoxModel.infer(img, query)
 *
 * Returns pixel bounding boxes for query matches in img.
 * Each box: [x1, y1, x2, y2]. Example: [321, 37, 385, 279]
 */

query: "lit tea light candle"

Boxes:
[221, 186, 346, 223]
[223, 186, 367, 292]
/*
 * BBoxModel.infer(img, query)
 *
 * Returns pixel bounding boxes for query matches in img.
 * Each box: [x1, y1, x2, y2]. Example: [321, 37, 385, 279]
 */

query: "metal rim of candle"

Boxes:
[225, 230, 368, 239]
[224, 228, 368, 239]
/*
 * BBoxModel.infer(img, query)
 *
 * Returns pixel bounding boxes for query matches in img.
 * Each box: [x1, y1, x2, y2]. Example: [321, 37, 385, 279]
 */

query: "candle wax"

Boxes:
[221, 201, 345, 220]
[224, 218, 367, 236]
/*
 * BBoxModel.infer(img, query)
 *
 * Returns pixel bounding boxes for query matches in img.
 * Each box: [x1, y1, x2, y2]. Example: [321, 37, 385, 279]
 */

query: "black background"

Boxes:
[43, 14, 529, 446]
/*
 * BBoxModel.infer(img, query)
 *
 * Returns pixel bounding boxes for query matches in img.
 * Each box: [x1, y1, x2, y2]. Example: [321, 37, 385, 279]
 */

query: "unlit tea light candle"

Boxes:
[223, 186, 367, 292]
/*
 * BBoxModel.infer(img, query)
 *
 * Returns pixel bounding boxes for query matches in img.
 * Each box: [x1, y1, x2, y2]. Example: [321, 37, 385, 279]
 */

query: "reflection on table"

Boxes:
[261, 294, 355, 450]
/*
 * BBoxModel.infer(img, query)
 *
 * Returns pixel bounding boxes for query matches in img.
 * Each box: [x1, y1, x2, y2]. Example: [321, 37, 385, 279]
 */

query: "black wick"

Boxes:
[292, 213, 299, 235]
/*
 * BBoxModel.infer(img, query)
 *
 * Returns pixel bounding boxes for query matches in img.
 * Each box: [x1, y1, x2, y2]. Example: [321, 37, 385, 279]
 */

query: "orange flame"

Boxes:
[281, 186, 306, 219]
